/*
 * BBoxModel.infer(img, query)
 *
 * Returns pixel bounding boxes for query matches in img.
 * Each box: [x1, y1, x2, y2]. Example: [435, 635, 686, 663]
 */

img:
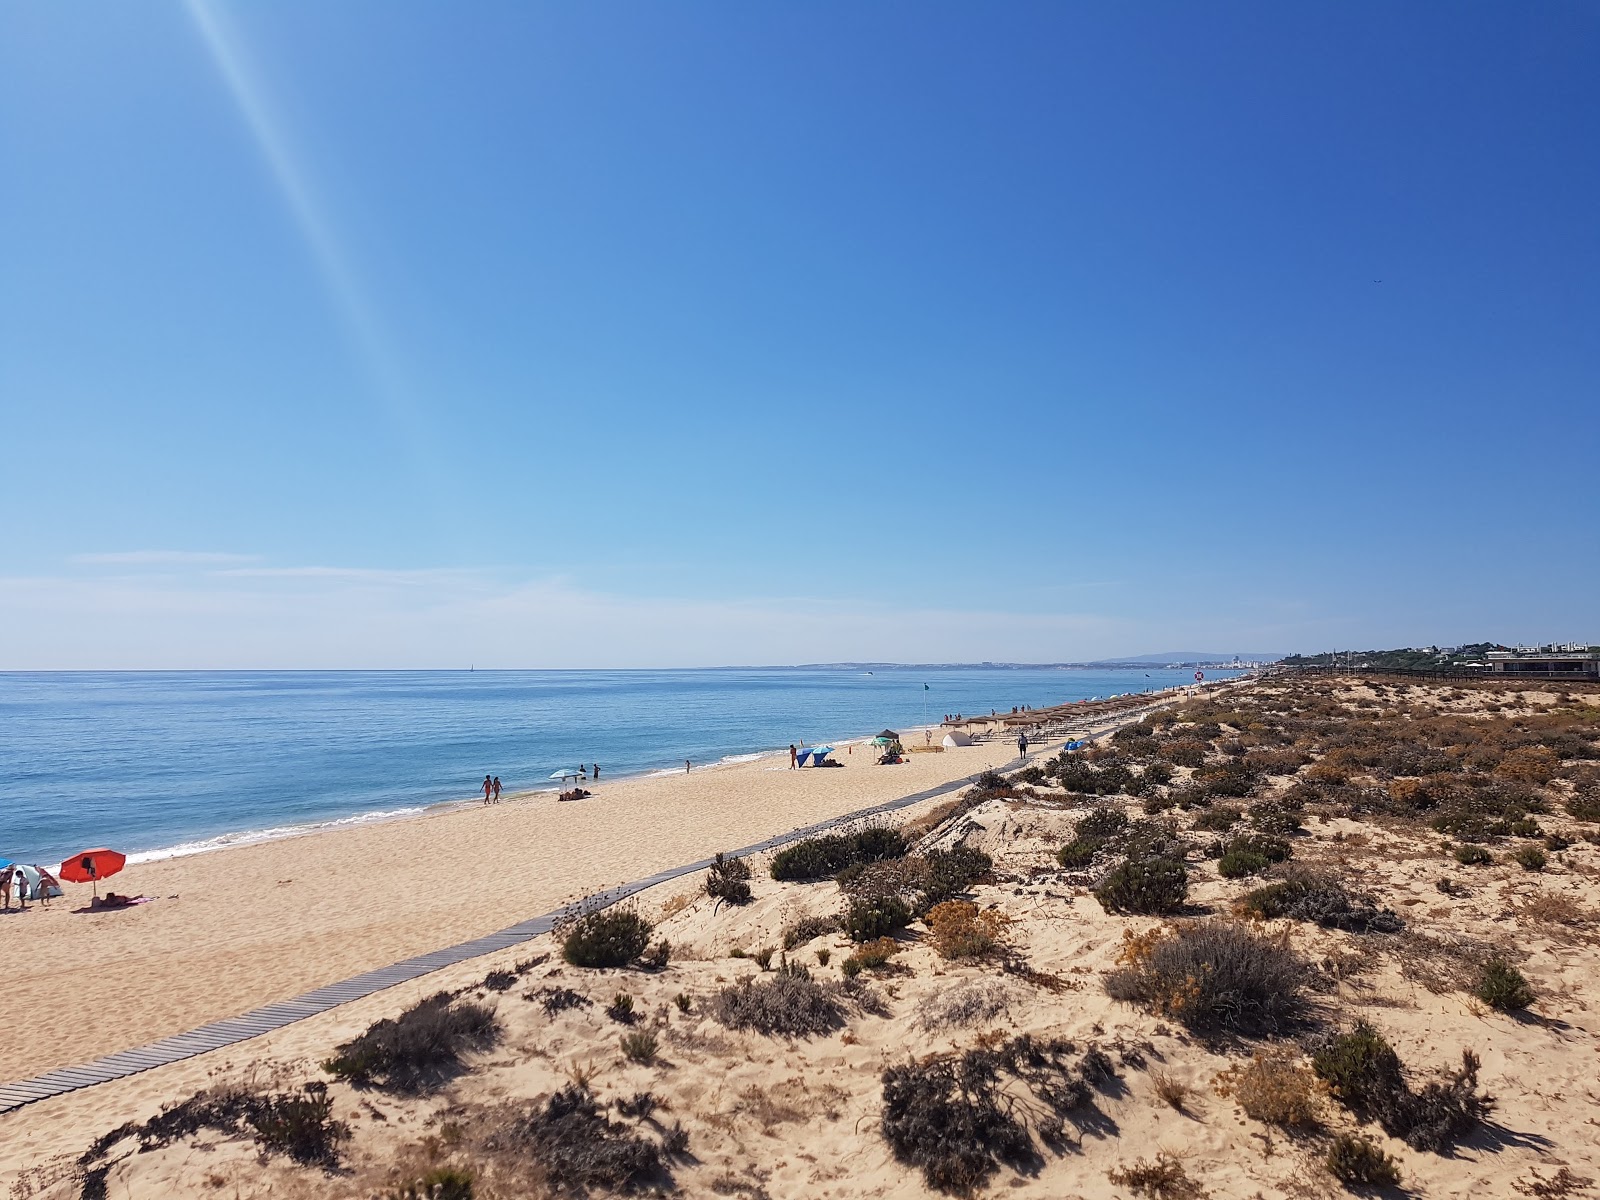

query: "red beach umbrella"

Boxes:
[60, 848, 126, 897]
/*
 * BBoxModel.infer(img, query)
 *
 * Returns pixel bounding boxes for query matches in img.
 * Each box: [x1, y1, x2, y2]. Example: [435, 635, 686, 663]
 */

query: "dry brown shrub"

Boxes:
[1149, 1069, 1193, 1111]
[1213, 1048, 1322, 1128]
[925, 900, 1006, 960]
[1108, 1154, 1207, 1198]
[1498, 747, 1560, 785]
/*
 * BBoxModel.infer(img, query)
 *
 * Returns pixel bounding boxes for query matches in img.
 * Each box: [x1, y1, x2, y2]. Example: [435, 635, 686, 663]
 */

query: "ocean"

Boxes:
[0, 666, 1239, 866]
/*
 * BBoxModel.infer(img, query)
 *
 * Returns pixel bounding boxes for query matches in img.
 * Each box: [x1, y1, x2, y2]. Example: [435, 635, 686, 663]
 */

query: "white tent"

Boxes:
[942, 730, 973, 748]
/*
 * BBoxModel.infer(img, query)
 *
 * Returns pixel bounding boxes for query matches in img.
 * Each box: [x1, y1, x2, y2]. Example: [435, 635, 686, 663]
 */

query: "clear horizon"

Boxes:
[4, 3, 1596, 669]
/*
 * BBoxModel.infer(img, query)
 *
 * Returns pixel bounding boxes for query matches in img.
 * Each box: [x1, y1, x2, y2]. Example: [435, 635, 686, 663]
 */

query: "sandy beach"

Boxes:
[0, 734, 1022, 1084]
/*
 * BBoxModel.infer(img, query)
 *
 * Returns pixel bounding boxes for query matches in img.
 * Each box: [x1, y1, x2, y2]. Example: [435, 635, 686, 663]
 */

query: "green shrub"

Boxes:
[847, 893, 913, 942]
[1513, 845, 1547, 871]
[1192, 805, 1242, 832]
[769, 828, 907, 881]
[815, 947, 831, 967]
[323, 994, 500, 1093]
[1217, 832, 1290, 879]
[620, 1030, 658, 1064]
[917, 846, 993, 907]
[508, 1085, 677, 1193]
[1094, 856, 1188, 915]
[1453, 844, 1492, 865]
[705, 853, 753, 905]
[1545, 832, 1572, 852]
[1474, 956, 1533, 1011]
[1325, 1134, 1400, 1187]
[1056, 837, 1104, 868]
[1238, 869, 1403, 934]
[752, 946, 776, 970]
[1313, 1022, 1405, 1112]
[1076, 806, 1130, 839]
[1248, 799, 1303, 835]
[1313, 1022, 1492, 1152]
[560, 905, 654, 968]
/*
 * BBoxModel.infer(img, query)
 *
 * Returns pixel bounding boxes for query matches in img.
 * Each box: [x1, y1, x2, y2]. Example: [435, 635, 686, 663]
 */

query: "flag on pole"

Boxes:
[923, 683, 930, 691]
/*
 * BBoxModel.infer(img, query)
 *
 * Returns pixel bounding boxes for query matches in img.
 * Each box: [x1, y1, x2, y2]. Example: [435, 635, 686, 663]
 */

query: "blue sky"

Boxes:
[2, 1, 1596, 668]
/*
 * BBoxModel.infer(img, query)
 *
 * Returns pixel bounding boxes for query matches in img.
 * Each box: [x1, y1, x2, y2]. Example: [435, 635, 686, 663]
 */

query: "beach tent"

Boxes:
[796, 746, 835, 766]
[942, 730, 973, 748]
[876, 730, 899, 741]
[12, 864, 63, 903]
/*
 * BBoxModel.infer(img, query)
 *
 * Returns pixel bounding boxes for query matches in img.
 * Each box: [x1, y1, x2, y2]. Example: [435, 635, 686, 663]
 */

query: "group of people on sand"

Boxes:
[482, 764, 603, 805]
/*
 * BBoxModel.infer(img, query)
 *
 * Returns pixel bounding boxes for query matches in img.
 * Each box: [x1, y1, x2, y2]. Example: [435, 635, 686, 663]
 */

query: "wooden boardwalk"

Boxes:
[0, 760, 1025, 1116]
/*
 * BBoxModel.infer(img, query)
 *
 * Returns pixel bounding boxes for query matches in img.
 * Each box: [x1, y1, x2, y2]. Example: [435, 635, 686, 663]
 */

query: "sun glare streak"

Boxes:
[180, 0, 442, 491]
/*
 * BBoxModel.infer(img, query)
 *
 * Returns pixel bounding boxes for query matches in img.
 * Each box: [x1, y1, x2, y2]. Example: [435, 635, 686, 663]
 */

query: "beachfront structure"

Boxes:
[1486, 648, 1600, 679]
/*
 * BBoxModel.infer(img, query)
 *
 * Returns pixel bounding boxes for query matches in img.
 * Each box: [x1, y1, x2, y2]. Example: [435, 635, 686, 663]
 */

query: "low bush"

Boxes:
[1107, 1155, 1205, 1199]
[1213, 1048, 1321, 1128]
[249, 1083, 350, 1168]
[1077, 806, 1130, 839]
[1568, 794, 1600, 822]
[881, 1036, 1106, 1195]
[705, 853, 753, 905]
[1104, 921, 1307, 1034]
[1513, 846, 1548, 872]
[843, 937, 900, 972]
[1094, 856, 1188, 915]
[1192, 805, 1242, 832]
[915, 978, 1018, 1032]
[752, 946, 776, 970]
[1454, 844, 1493, 866]
[323, 993, 500, 1092]
[1313, 1022, 1493, 1152]
[606, 992, 635, 1023]
[1056, 837, 1104, 868]
[711, 961, 847, 1036]
[1545, 832, 1572, 852]
[917, 846, 994, 908]
[1161, 739, 1209, 768]
[1248, 799, 1304, 835]
[1326, 1134, 1401, 1187]
[847, 892, 913, 942]
[390, 1165, 475, 1200]
[1475, 956, 1534, 1011]
[78, 1083, 351, 1176]
[770, 827, 906, 881]
[781, 912, 843, 949]
[925, 901, 1005, 959]
[494, 1085, 677, 1193]
[560, 904, 654, 969]
[620, 1030, 659, 1064]
[1238, 869, 1403, 934]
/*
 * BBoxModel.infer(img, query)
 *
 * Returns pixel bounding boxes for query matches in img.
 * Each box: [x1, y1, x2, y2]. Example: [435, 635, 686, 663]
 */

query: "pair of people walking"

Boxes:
[482, 774, 501, 804]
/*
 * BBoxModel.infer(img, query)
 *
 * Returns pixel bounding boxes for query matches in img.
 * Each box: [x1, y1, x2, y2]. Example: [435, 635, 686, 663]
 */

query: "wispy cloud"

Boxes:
[71, 551, 262, 566]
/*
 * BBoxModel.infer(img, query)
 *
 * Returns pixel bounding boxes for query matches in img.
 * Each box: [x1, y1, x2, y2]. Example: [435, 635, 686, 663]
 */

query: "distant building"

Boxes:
[1486, 649, 1600, 679]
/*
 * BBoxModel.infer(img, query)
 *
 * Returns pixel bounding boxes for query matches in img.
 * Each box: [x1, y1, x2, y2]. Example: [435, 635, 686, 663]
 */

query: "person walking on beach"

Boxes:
[685, 759, 691, 774]
[482, 775, 493, 805]
[492, 776, 502, 803]
[1017, 731, 1029, 759]
[789, 744, 798, 770]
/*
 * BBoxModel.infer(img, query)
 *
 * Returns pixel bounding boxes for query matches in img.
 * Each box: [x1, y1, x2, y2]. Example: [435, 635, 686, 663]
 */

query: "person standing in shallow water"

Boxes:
[592, 763, 600, 780]
[482, 775, 493, 805]
[492, 776, 502, 803]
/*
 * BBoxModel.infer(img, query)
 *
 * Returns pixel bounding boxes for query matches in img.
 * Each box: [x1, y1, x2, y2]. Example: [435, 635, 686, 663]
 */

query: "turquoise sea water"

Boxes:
[0, 666, 1240, 865]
